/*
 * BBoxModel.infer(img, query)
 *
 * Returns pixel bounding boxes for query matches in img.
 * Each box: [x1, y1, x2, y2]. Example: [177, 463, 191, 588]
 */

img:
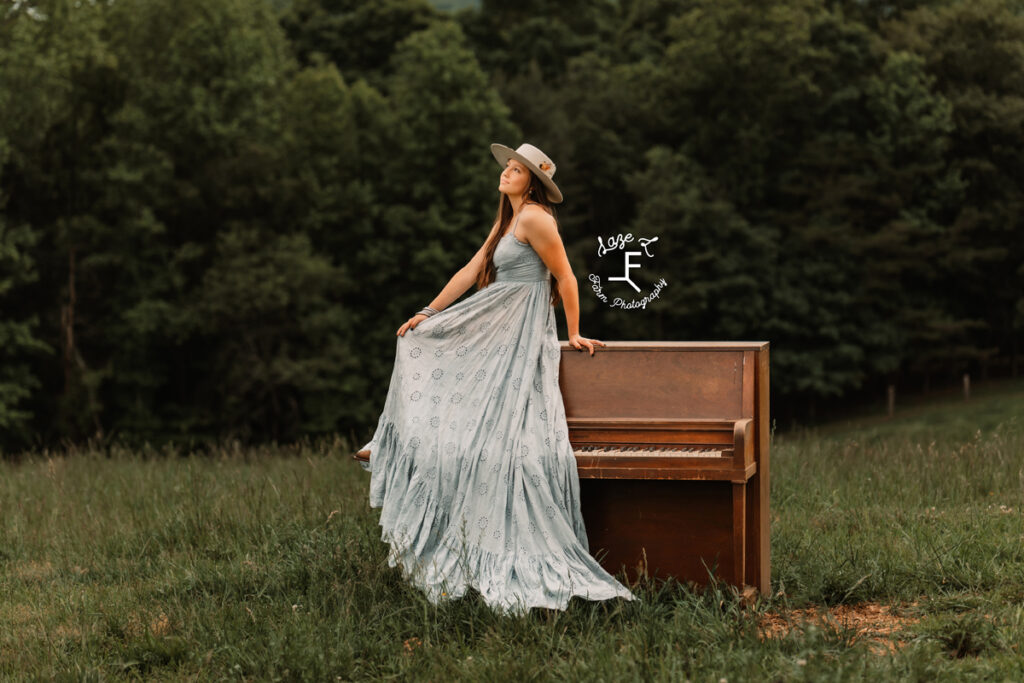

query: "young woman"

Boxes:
[357, 143, 634, 614]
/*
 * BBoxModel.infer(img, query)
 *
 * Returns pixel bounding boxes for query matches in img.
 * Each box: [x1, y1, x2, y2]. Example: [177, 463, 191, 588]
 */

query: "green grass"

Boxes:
[814, 376, 1024, 443]
[1, 385, 1023, 680]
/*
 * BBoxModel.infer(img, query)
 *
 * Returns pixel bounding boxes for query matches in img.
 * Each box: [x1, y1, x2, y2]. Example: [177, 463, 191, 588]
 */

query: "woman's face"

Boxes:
[498, 159, 531, 198]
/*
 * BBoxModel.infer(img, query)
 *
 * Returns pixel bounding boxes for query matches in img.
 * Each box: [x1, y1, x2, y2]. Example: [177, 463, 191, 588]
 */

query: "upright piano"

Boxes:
[561, 341, 770, 594]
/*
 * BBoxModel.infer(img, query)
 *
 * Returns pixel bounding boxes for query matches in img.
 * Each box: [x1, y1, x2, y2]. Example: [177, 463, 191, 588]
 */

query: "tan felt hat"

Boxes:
[491, 142, 563, 204]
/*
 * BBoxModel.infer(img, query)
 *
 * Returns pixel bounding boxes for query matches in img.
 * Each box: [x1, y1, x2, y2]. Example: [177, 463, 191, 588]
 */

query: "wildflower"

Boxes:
[403, 637, 422, 656]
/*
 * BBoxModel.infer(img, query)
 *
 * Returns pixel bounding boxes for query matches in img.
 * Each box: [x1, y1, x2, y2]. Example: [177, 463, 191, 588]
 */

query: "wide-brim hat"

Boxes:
[491, 142, 563, 204]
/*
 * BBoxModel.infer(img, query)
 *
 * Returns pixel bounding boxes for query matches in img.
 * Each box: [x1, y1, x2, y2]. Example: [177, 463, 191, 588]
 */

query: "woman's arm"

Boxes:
[424, 267, 478, 313]
[517, 211, 605, 356]
[397, 222, 500, 337]
[397, 266, 477, 337]
[555, 272, 581, 338]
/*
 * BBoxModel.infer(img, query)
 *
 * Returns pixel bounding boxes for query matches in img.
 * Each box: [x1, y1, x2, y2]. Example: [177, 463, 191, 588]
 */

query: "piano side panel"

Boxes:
[560, 348, 746, 419]
[744, 346, 771, 593]
[579, 478, 741, 586]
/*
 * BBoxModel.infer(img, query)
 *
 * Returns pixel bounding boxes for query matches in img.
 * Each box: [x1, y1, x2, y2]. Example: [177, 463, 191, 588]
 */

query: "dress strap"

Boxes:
[510, 212, 523, 241]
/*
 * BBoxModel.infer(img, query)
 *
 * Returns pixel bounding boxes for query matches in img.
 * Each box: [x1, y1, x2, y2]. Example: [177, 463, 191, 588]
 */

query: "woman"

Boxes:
[357, 143, 634, 614]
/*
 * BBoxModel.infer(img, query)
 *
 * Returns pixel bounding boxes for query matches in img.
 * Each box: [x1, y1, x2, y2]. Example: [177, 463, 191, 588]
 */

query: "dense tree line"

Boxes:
[1, 0, 1021, 450]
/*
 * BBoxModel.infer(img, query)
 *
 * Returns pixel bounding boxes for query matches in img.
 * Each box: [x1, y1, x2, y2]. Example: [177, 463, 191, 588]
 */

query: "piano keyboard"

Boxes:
[573, 445, 724, 458]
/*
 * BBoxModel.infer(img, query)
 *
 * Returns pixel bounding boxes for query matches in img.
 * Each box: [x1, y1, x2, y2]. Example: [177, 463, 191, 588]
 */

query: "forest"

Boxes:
[1, 0, 1022, 450]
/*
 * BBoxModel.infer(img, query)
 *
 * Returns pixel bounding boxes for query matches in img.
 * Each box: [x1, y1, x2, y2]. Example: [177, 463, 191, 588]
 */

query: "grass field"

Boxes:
[1, 380, 1023, 680]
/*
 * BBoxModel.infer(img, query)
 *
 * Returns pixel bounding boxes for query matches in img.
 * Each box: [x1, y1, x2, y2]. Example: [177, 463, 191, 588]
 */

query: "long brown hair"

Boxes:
[474, 172, 562, 307]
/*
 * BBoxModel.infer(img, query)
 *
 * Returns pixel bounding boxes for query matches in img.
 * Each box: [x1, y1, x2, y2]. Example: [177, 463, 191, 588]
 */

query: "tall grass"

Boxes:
[1, 385, 1023, 680]
[773, 418, 1024, 605]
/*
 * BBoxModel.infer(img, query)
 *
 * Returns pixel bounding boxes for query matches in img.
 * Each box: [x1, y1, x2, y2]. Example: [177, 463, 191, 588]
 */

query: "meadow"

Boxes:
[1, 380, 1022, 681]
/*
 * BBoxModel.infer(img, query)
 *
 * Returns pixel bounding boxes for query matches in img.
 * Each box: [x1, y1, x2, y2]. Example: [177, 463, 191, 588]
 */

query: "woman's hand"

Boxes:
[397, 314, 428, 337]
[568, 333, 606, 356]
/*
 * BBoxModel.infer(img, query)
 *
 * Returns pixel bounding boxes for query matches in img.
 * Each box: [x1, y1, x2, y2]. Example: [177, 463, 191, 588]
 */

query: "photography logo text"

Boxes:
[588, 233, 667, 310]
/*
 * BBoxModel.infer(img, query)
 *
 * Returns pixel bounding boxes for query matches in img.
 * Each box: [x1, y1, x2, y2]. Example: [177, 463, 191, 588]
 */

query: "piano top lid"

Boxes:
[558, 341, 769, 352]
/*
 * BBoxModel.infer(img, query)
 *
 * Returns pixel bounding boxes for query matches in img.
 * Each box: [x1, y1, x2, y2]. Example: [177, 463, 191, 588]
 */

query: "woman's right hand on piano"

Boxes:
[397, 314, 428, 337]
[569, 333, 606, 356]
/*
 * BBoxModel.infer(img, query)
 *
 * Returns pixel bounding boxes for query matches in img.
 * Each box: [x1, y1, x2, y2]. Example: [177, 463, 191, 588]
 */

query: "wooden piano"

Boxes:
[561, 341, 770, 594]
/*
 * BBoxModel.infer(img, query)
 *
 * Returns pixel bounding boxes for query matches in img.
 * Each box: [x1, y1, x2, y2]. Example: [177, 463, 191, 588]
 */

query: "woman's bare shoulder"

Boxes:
[520, 204, 557, 230]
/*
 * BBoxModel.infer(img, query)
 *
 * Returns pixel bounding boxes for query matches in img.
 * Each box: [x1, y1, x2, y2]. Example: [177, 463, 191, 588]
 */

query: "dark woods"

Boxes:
[1, 0, 1022, 451]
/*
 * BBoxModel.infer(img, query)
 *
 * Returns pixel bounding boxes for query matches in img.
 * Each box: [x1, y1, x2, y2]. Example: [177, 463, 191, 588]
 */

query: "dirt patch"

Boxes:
[760, 602, 921, 653]
[150, 612, 172, 637]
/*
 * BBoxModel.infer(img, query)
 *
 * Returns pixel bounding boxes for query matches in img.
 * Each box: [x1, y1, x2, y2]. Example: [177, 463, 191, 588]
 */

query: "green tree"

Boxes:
[0, 4, 62, 445]
[459, 0, 616, 82]
[97, 0, 371, 441]
[0, 219, 50, 443]
[886, 0, 1024, 377]
[623, 147, 776, 343]
[614, 1, 962, 407]
[280, 0, 439, 86]
[175, 228, 354, 440]
[0, 0, 118, 440]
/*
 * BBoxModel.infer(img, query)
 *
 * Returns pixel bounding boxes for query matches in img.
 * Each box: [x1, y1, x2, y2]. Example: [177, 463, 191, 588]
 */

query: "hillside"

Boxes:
[798, 376, 1024, 445]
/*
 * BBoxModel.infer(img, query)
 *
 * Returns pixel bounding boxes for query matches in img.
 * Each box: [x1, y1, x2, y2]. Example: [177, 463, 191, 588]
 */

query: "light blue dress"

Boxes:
[358, 216, 636, 614]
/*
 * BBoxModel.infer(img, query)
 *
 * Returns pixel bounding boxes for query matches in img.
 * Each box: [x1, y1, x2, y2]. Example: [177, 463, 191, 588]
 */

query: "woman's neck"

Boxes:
[509, 195, 536, 216]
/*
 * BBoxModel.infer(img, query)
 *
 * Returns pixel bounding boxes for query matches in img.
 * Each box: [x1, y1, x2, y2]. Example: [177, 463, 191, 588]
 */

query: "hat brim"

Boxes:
[491, 143, 563, 204]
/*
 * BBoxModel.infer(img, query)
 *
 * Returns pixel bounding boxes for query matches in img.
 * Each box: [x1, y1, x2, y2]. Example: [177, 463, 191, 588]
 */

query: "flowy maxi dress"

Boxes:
[357, 219, 635, 614]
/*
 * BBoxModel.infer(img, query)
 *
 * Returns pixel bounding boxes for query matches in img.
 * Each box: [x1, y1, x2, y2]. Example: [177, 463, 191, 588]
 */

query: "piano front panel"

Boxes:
[575, 459, 752, 482]
[580, 478, 744, 585]
[568, 427, 737, 447]
[559, 343, 759, 420]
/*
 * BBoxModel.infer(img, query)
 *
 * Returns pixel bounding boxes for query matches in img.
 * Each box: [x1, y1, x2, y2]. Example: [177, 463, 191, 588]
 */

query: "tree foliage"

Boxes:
[1, 0, 1023, 449]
